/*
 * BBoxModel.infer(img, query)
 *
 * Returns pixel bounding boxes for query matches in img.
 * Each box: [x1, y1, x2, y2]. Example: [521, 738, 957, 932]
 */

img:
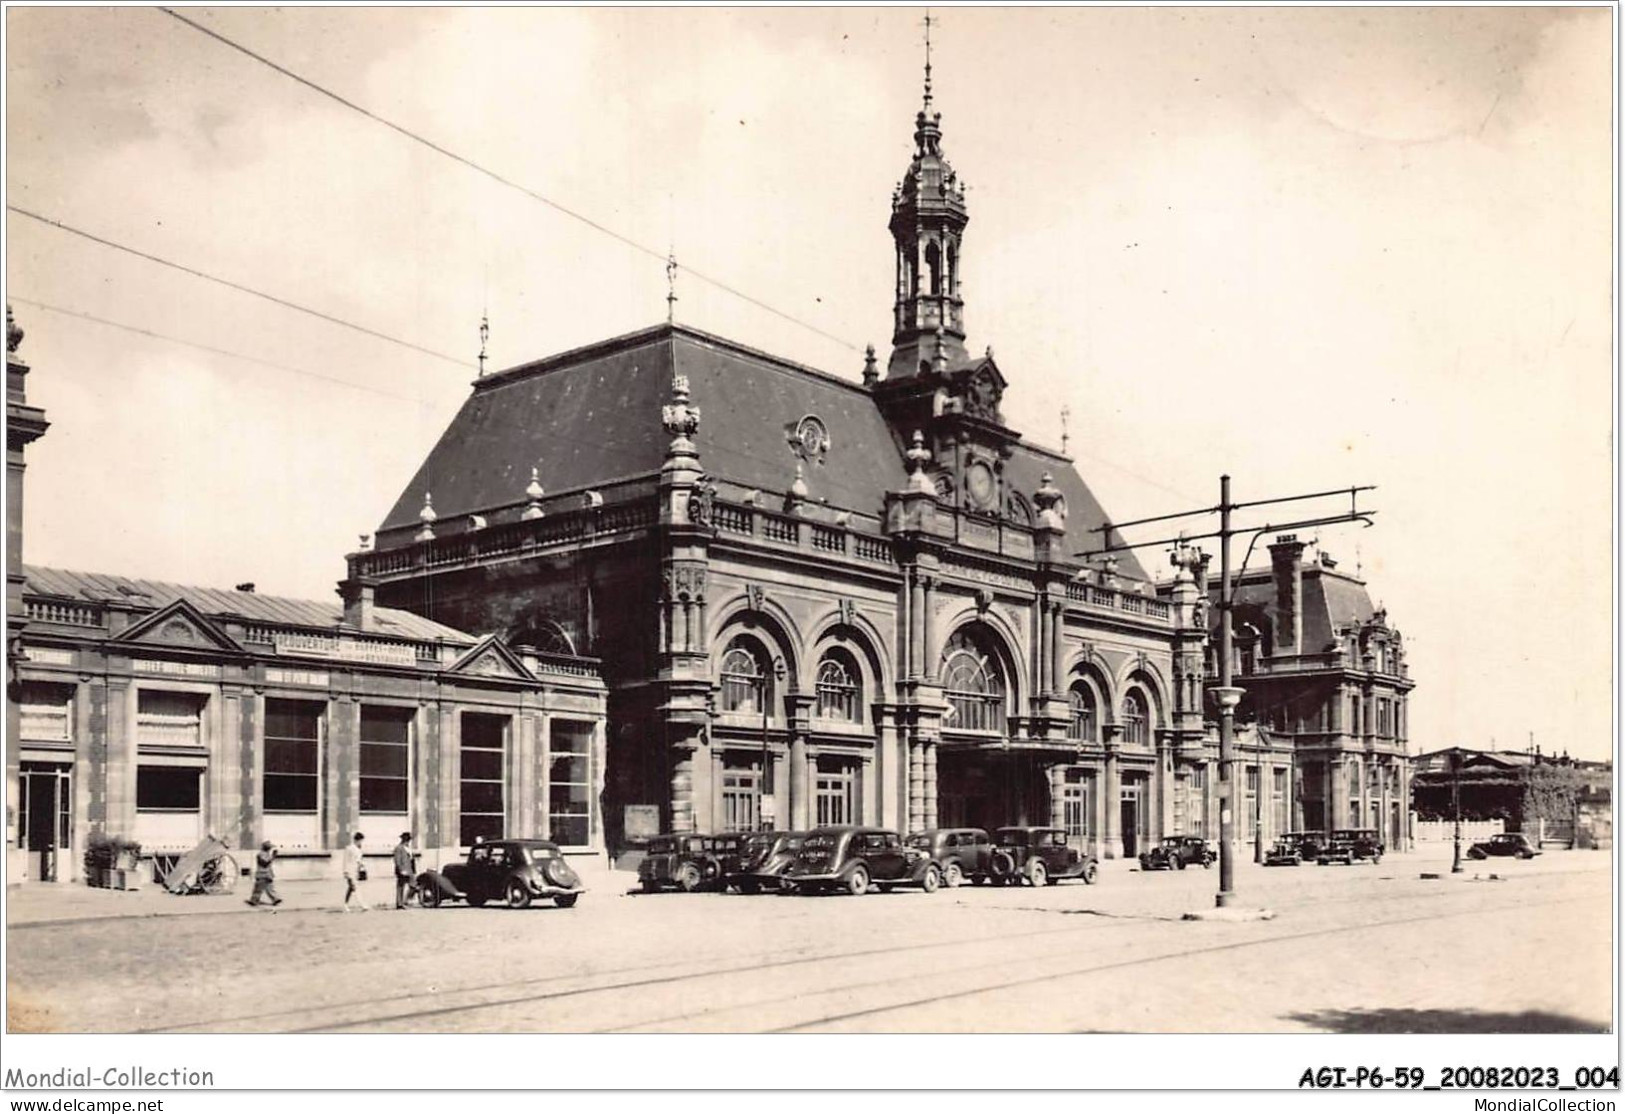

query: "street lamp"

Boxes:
[760, 654, 786, 831]
[1450, 747, 1464, 874]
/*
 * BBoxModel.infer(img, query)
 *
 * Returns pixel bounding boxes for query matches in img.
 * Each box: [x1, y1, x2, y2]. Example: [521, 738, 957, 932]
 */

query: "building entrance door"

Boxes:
[1119, 786, 1141, 858]
[20, 763, 71, 882]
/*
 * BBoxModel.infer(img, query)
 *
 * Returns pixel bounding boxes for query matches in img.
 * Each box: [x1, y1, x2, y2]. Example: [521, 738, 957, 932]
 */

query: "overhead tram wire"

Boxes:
[8, 296, 435, 408]
[7, 206, 475, 372]
[159, 7, 862, 356]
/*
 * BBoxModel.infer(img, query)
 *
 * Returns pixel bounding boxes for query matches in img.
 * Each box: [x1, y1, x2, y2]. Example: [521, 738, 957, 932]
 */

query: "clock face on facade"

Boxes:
[965, 461, 996, 510]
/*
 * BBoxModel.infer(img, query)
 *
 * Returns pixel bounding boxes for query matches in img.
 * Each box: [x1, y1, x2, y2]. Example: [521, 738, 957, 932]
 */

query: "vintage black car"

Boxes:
[906, 828, 994, 887]
[1138, 835, 1215, 871]
[416, 839, 583, 909]
[1317, 828, 1384, 865]
[721, 830, 805, 893]
[1467, 832, 1541, 860]
[988, 827, 1099, 886]
[1264, 832, 1321, 866]
[637, 833, 723, 892]
[781, 826, 940, 895]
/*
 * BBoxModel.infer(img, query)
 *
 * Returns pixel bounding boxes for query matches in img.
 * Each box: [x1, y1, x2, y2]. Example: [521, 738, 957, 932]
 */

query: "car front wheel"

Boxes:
[920, 865, 940, 893]
[845, 866, 869, 896]
[677, 863, 703, 892]
[554, 893, 579, 909]
[1175, 856, 1187, 870]
[419, 881, 442, 908]
[1081, 861, 1099, 885]
[507, 881, 532, 909]
[1026, 861, 1047, 887]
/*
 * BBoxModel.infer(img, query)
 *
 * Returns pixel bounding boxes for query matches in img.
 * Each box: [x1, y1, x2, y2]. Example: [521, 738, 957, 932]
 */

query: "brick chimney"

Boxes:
[1268, 534, 1306, 655]
[337, 576, 376, 632]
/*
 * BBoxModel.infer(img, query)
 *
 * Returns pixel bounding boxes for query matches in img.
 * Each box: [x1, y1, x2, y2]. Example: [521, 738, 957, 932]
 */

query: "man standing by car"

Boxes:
[342, 831, 367, 912]
[393, 831, 417, 909]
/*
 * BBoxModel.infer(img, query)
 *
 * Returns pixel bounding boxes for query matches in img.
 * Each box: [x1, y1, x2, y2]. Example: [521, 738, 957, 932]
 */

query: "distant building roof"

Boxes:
[23, 565, 473, 643]
[376, 322, 1150, 580]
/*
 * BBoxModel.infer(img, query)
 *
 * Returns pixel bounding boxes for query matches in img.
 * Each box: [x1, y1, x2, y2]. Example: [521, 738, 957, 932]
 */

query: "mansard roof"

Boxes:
[375, 322, 1151, 580]
[1226, 564, 1380, 653]
[23, 565, 473, 643]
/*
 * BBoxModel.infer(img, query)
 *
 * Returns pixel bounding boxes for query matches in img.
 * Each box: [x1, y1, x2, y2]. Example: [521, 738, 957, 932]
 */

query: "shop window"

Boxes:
[264, 700, 322, 813]
[548, 719, 593, 846]
[941, 628, 1006, 734]
[137, 691, 205, 748]
[138, 766, 201, 812]
[815, 757, 855, 826]
[815, 650, 862, 722]
[460, 713, 508, 846]
[19, 683, 73, 742]
[1066, 684, 1097, 742]
[360, 706, 412, 814]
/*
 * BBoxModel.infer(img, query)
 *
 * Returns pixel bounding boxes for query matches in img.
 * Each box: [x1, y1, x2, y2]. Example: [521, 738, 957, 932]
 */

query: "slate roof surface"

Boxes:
[23, 565, 474, 644]
[1227, 566, 1377, 652]
[377, 323, 1150, 581]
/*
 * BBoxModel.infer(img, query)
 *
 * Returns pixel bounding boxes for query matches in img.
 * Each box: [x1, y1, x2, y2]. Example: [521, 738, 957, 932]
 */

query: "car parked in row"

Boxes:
[1317, 828, 1383, 865]
[637, 833, 724, 892]
[1264, 831, 1323, 866]
[781, 826, 940, 895]
[417, 839, 584, 909]
[721, 830, 806, 892]
[988, 827, 1099, 886]
[1467, 832, 1540, 860]
[907, 827, 994, 887]
[1138, 835, 1215, 871]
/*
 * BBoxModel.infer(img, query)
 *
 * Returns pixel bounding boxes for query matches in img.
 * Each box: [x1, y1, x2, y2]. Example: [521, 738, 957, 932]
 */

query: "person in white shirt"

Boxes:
[342, 831, 368, 912]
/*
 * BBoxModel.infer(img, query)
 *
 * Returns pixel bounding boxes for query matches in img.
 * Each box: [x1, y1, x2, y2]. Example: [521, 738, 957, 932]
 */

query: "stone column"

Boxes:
[859, 752, 877, 825]
[921, 576, 937, 682]
[1329, 757, 1347, 832]
[438, 705, 458, 852]
[909, 571, 925, 681]
[1049, 764, 1067, 829]
[213, 688, 243, 849]
[1051, 603, 1066, 697]
[1036, 599, 1050, 695]
[789, 730, 809, 831]
[1102, 739, 1121, 858]
[1377, 758, 1390, 849]
[669, 743, 696, 833]
[514, 710, 537, 839]
[922, 740, 938, 829]
[106, 680, 136, 839]
[907, 738, 924, 833]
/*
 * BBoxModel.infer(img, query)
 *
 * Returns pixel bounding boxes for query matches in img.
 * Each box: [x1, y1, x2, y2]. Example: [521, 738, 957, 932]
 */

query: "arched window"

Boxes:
[1067, 684, 1098, 742]
[941, 628, 1006, 733]
[945, 242, 957, 296]
[926, 241, 942, 296]
[1122, 689, 1149, 745]
[815, 650, 861, 722]
[719, 637, 770, 714]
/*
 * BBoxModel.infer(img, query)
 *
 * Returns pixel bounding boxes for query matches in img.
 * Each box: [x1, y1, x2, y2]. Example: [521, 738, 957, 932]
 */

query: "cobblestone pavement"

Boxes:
[4, 847, 1611, 1034]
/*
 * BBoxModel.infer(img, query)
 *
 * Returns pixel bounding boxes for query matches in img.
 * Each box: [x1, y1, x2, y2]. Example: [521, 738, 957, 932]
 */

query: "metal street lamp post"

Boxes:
[1451, 748, 1464, 873]
[760, 655, 786, 831]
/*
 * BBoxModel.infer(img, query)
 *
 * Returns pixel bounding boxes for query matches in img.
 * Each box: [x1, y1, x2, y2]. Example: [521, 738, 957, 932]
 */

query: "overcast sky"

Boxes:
[5, 7, 1613, 760]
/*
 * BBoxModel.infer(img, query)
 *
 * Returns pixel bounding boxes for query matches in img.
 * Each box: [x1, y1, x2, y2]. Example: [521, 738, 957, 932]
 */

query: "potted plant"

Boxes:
[83, 830, 115, 888]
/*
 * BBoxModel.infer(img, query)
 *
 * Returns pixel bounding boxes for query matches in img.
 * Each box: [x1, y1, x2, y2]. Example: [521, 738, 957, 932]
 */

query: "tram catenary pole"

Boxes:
[1080, 476, 1376, 909]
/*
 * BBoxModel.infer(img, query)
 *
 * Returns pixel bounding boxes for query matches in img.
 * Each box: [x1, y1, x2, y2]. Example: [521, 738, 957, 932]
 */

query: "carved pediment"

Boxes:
[114, 599, 245, 655]
[446, 636, 538, 682]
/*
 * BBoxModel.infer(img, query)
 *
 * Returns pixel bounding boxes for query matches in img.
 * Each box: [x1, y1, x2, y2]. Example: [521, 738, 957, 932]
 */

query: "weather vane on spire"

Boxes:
[922, 10, 935, 110]
[1060, 404, 1071, 455]
[478, 310, 490, 376]
[666, 251, 679, 324]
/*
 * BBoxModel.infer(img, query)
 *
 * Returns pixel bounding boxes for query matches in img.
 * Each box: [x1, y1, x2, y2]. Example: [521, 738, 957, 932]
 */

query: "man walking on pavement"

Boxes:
[394, 831, 417, 909]
[247, 840, 282, 907]
[342, 831, 368, 912]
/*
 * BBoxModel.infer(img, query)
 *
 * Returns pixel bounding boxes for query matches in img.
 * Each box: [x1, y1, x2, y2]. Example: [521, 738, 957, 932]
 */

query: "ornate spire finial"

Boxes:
[478, 312, 489, 377]
[1060, 404, 1071, 455]
[862, 343, 879, 387]
[415, 493, 437, 542]
[522, 466, 545, 520]
[661, 372, 701, 464]
[1034, 472, 1066, 531]
[905, 430, 935, 494]
[6, 304, 22, 355]
[922, 10, 934, 111]
[666, 252, 679, 325]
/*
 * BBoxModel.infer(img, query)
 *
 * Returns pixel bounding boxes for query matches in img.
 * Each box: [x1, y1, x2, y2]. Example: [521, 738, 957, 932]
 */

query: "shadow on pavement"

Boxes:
[1285, 1007, 1606, 1034]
